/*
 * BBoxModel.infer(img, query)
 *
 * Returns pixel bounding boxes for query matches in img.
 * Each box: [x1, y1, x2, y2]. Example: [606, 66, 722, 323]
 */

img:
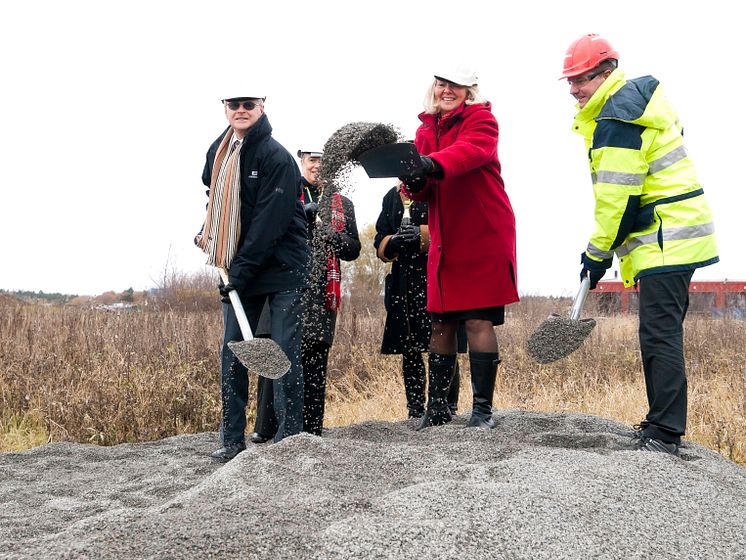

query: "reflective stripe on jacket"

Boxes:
[572, 69, 718, 286]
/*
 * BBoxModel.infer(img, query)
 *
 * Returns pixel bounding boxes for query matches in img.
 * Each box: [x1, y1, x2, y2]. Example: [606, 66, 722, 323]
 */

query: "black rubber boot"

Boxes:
[466, 351, 500, 429]
[416, 353, 457, 431]
[447, 360, 460, 416]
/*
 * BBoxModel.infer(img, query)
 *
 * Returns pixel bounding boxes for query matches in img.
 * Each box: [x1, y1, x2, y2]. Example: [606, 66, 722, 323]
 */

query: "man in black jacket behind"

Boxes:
[197, 90, 309, 461]
[249, 147, 361, 440]
[298, 148, 361, 435]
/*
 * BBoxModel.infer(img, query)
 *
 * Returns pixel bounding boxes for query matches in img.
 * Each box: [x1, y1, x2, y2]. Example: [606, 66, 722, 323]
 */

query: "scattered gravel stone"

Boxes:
[527, 314, 597, 363]
[227, 338, 290, 379]
[319, 121, 399, 195]
[302, 122, 399, 343]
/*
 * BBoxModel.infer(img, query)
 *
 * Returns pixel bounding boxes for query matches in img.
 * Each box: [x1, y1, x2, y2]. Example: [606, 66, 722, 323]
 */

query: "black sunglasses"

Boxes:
[567, 68, 607, 87]
[226, 100, 259, 111]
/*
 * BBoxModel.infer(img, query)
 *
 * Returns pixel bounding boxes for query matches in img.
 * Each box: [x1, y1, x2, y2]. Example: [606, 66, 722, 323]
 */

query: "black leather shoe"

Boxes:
[250, 432, 270, 444]
[210, 442, 246, 462]
[407, 406, 425, 419]
[635, 436, 680, 456]
[466, 414, 496, 429]
[416, 407, 452, 431]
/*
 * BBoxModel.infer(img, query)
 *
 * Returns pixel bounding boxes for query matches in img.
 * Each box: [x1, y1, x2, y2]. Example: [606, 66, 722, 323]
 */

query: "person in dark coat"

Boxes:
[399, 65, 519, 431]
[374, 183, 464, 418]
[249, 148, 361, 439]
[300, 148, 361, 435]
[196, 91, 308, 461]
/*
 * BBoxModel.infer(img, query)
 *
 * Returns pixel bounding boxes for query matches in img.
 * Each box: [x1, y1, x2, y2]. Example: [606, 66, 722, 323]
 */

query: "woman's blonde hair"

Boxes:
[423, 79, 485, 114]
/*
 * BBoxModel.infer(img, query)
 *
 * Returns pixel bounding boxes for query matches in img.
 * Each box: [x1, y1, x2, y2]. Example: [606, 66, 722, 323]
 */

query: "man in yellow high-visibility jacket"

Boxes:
[562, 34, 719, 456]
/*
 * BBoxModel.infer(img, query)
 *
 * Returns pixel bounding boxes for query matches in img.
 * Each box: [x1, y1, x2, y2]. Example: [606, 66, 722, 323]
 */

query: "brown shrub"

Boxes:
[0, 305, 222, 445]
[148, 266, 221, 313]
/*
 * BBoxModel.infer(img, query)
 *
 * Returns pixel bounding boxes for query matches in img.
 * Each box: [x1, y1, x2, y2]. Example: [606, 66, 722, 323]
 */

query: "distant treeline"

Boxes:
[0, 289, 76, 303]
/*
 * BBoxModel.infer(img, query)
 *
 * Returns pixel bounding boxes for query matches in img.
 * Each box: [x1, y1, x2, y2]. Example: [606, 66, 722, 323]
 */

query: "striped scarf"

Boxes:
[325, 193, 345, 311]
[199, 134, 242, 268]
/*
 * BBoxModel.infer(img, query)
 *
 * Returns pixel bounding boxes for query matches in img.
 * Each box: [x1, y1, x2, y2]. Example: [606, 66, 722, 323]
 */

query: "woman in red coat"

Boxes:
[401, 64, 519, 430]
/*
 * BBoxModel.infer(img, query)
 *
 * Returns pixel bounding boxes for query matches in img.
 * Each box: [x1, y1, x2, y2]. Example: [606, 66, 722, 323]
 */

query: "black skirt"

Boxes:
[431, 306, 505, 326]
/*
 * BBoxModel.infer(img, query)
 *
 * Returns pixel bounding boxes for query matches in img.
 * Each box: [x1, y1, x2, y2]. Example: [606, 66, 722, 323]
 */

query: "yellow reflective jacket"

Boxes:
[572, 69, 718, 287]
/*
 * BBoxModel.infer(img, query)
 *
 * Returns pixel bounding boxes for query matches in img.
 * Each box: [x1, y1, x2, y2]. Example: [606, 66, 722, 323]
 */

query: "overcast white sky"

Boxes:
[1, 0, 742, 296]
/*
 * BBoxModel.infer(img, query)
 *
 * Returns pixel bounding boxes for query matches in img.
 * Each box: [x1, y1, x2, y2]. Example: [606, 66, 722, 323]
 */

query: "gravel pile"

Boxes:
[527, 314, 597, 364]
[1, 410, 744, 559]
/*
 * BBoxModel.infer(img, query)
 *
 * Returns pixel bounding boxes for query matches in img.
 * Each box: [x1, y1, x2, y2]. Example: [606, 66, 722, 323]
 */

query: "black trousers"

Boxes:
[253, 338, 331, 438]
[302, 338, 331, 436]
[638, 269, 694, 445]
[253, 375, 277, 439]
[220, 289, 304, 445]
[402, 346, 426, 417]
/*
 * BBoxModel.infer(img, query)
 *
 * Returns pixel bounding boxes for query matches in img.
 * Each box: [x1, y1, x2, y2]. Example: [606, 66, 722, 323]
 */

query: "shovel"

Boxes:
[358, 142, 424, 178]
[218, 268, 290, 379]
[526, 276, 597, 364]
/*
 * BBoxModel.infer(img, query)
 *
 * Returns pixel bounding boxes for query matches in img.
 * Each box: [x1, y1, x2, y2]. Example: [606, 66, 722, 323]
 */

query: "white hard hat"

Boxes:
[297, 148, 324, 158]
[434, 63, 478, 87]
[221, 90, 266, 102]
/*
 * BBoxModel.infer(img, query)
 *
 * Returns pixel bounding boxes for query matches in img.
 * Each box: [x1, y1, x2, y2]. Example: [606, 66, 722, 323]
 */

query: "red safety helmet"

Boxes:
[561, 34, 619, 79]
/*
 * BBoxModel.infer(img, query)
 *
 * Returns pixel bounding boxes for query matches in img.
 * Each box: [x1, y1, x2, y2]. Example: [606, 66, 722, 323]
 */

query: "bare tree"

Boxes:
[343, 224, 388, 309]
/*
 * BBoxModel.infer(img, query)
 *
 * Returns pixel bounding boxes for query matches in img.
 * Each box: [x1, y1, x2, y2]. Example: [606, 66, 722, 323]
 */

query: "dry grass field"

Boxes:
[1, 284, 744, 464]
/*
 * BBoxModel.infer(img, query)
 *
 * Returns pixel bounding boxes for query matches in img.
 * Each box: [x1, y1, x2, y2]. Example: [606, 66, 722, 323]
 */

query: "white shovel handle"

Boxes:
[218, 268, 254, 341]
[570, 276, 591, 321]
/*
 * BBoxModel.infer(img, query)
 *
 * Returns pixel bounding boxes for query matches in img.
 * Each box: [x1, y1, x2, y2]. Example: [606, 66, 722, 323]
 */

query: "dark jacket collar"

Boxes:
[301, 177, 321, 200]
[217, 113, 273, 147]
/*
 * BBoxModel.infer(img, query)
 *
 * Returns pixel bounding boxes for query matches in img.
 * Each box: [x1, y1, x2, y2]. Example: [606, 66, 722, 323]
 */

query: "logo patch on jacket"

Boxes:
[249, 170, 259, 179]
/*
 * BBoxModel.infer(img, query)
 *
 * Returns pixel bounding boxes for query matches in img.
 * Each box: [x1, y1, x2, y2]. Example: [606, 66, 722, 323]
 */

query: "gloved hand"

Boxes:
[580, 252, 612, 290]
[399, 155, 442, 193]
[303, 202, 318, 222]
[383, 234, 406, 259]
[218, 281, 235, 304]
[398, 222, 421, 252]
[383, 228, 418, 259]
[419, 155, 440, 176]
[401, 175, 426, 193]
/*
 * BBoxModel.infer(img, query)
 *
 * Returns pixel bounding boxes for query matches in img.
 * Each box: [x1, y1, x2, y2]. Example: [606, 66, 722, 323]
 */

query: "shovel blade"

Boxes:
[358, 143, 423, 178]
[227, 338, 291, 379]
[526, 314, 596, 364]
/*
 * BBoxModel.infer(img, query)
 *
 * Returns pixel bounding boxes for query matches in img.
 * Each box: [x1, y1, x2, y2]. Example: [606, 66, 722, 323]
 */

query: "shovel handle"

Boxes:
[218, 268, 254, 341]
[570, 276, 591, 321]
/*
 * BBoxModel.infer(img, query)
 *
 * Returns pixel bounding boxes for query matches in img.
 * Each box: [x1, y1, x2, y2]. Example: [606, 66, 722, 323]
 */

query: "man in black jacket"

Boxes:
[197, 91, 309, 461]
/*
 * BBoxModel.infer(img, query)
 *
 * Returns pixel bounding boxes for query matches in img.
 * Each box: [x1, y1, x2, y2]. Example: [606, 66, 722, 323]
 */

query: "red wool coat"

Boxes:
[406, 102, 519, 313]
